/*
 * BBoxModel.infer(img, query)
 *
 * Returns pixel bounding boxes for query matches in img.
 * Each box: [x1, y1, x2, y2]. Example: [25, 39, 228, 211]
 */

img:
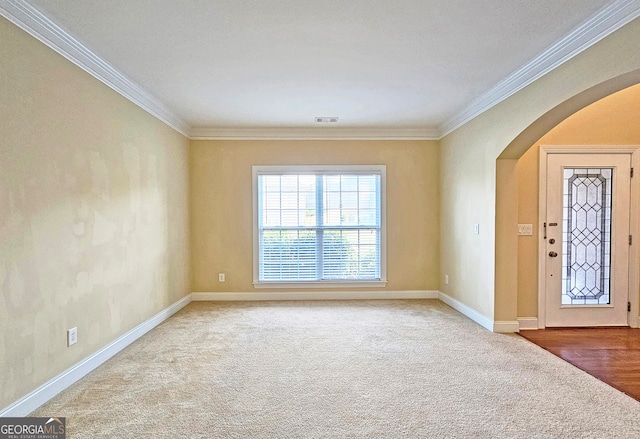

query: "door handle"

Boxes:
[548, 251, 558, 257]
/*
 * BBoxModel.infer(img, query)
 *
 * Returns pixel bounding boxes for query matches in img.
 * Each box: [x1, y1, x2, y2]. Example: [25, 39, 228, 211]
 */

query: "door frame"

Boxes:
[537, 145, 640, 328]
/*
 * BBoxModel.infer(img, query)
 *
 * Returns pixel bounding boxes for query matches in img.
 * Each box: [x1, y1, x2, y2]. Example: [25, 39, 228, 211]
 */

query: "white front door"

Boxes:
[544, 153, 631, 327]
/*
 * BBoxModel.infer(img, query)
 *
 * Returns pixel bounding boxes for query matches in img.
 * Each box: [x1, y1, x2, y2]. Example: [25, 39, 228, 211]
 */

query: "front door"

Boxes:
[544, 153, 631, 327]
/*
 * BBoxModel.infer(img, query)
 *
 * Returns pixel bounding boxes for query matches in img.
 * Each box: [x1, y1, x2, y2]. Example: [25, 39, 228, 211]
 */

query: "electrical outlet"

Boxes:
[67, 327, 77, 347]
[444, 274, 449, 285]
[218, 273, 226, 282]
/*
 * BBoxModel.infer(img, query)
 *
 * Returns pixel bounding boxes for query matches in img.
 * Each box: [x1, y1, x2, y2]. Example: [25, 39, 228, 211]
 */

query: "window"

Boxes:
[252, 165, 386, 288]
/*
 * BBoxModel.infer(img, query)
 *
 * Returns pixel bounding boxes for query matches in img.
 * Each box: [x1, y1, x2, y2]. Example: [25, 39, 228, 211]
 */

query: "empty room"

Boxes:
[2, 1, 640, 437]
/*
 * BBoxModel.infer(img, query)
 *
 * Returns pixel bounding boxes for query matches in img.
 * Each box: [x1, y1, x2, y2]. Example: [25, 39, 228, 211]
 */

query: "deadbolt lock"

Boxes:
[548, 238, 555, 244]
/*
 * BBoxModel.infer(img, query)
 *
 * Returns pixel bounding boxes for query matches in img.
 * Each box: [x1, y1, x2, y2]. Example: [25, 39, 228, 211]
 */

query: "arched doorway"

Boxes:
[496, 72, 640, 330]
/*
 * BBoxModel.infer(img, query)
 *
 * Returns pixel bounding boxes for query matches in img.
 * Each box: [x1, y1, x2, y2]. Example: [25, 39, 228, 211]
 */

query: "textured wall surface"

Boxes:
[190, 139, 440, 293]
[0, 17, 190, 409]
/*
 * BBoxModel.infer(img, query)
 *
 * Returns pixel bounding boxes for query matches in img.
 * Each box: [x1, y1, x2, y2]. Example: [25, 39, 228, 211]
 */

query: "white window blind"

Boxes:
[253, 165, 386, 287]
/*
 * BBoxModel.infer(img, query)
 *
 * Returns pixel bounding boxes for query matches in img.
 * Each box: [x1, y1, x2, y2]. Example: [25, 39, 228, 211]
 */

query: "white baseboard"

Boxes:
[515, 316, 640, 330]
[493, 321, 520, 333]
[518, 317, 540, 330]
[0, 294, 193, 417]
[192, 290, 439, 301]
[437, 291, 494, 332]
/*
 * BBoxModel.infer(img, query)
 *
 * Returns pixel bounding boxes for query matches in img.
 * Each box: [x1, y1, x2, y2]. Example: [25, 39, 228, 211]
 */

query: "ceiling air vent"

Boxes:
[315, 117, 339, 123]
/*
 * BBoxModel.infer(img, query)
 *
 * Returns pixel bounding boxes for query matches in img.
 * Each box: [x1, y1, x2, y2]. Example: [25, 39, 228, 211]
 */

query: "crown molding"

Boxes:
[188, 126, 440, 140]
[3, 0, 638, 142]
[0, 0, 191, 136]
[439, 0, 640, 138]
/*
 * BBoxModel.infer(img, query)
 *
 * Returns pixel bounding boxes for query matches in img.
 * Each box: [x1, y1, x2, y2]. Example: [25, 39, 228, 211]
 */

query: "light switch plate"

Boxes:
[67, 327, 77, 346]
[518, 224, 533, 236]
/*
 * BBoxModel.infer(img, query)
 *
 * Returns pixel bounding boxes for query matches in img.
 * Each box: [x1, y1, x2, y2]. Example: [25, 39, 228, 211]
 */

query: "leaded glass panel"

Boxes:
[562, 168, 612, 305]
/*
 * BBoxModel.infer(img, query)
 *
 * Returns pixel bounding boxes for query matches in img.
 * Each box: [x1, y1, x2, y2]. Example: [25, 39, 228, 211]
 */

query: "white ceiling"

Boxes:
[4, 0, 638, 138]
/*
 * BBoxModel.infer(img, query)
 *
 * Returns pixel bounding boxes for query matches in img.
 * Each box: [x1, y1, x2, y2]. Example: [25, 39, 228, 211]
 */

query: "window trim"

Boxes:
[252, 164, 387, 289]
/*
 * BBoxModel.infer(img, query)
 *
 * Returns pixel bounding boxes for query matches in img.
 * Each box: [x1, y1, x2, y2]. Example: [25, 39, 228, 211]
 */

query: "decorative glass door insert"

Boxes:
[562, 168, 612, 305]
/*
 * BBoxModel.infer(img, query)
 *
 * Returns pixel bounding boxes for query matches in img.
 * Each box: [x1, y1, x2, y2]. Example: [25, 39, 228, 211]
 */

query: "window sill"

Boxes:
[253, 280, 388, 289]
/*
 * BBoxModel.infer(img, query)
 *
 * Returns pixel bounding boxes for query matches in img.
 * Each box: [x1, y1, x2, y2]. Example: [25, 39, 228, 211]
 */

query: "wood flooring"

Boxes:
[519, 327, 640, 402]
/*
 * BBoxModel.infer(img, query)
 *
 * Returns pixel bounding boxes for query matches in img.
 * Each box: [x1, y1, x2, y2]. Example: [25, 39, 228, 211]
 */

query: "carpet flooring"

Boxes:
[32, 300, 640, 438]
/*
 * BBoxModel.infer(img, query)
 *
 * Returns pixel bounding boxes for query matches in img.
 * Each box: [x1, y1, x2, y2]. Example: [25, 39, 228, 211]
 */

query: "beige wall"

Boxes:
[495, 159, 518, 322]
[516, 83, 640, 318]
[441, 17, 640, 323]
[190, 140, 440, 292]
[0, 18, 190, 409]
[440, 126, 498, 318]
